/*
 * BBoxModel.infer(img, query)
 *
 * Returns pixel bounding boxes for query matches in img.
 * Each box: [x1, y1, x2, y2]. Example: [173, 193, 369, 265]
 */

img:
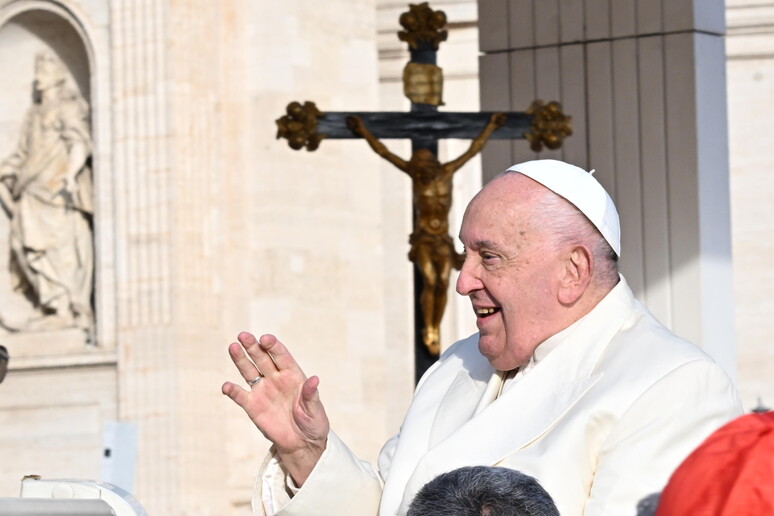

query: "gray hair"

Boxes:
[636, 493, 661, 516]
[509, 170, 619, 288]
[407, 466, 560, 516]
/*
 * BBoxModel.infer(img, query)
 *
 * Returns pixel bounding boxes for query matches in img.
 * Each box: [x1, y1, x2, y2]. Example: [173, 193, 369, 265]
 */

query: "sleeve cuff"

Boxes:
[253, 430, 382, 515]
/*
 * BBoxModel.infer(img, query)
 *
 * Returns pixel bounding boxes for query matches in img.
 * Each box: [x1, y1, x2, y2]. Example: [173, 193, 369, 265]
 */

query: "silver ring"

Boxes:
[247, 375, 263, 386]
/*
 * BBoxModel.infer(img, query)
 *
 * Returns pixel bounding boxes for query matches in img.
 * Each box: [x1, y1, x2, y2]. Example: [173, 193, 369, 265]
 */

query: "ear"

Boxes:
[557, 245, 592, 305]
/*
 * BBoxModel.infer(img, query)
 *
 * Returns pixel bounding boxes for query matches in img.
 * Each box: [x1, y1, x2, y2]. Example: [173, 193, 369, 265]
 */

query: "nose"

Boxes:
[456, 256, 482, 296]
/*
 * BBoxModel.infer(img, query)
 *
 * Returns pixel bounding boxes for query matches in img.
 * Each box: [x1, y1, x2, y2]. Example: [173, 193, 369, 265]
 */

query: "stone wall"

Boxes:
[727, 0, 774, 411]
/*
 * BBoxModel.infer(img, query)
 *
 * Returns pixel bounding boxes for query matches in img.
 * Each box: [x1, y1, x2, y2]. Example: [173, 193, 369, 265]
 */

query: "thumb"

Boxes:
[298, 375, 325, 418]
[301, 375, 321, 404]
[294, 376, 329, 442]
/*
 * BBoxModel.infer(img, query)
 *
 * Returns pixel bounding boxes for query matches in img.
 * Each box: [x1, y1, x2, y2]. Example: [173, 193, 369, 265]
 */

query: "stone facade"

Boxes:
[0, 0, 771, 514]
[0, 0, 118, 502]
[0, 0, 396, 513]
[0, 0, 484, 513]
[727, 0, 774, 411]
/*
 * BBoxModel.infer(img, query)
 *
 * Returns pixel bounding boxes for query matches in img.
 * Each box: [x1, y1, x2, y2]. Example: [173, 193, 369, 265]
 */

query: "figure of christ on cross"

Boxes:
[347, 112, 507, 355]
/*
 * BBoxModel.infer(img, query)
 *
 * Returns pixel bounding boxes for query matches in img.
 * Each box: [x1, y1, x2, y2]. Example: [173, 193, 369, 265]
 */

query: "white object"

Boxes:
[5, 476, 150, 516]
[506, 159, 622, 257]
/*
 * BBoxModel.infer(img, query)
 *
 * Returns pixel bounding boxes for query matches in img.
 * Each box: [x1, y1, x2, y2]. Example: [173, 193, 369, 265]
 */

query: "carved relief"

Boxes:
[0, 51, 94, 336]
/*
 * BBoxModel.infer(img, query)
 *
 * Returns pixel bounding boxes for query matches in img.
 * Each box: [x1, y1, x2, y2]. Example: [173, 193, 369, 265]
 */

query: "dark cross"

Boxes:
[275, 2, 572, 383]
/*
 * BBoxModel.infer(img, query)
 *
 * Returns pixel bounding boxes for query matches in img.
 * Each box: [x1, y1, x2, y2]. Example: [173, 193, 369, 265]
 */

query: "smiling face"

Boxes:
[456, 173, 569, 370]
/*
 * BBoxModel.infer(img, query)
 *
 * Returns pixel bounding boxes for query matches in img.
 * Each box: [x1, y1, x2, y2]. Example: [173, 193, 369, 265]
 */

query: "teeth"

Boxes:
[476, 308, 497, 315]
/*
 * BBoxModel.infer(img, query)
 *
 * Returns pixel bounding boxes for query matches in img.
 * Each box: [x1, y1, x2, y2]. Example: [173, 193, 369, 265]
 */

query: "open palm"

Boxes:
[222, 332, 329, 485]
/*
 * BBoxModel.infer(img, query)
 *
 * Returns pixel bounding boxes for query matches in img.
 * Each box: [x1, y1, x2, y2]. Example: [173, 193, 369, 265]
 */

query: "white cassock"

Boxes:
[255, 276, 743, 515]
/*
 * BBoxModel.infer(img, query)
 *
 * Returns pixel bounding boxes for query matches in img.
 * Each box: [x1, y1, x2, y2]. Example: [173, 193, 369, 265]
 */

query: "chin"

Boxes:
[479, 341, 529, 371]
[480, 348, 517, 371]
[477, 336, 501, 359]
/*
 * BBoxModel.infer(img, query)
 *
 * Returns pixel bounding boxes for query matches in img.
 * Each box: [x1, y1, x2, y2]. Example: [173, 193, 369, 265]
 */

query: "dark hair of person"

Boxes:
[407, 466, 560, 516]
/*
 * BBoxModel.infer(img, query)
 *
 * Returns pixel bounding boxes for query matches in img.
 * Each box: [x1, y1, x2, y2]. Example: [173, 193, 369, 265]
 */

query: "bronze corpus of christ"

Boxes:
[274, 2, 572, 381]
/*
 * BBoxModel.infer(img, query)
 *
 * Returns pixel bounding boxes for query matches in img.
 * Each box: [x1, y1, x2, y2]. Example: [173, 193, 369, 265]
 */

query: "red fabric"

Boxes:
[655, 411, 774, 516]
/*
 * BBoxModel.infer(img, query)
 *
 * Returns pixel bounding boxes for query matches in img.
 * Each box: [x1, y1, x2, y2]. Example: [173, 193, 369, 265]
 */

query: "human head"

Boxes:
[456, 160, 619, 370]
[504, 159, 620, 258]
[636, 493, 661, 516]
[654, 411, 774, 515]
[407, 466, 559, 516]
[410, 148, 441, 182]
[34, 51, 67, 92]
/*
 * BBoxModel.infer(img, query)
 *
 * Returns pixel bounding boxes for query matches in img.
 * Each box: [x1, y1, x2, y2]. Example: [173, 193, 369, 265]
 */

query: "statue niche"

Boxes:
[0, 51, 94, 337]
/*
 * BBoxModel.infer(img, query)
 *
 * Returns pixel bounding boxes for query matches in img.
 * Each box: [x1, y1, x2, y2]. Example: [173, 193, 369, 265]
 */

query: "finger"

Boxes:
[294, 376, 329, 440]
[238, 332, 280, 376]
[299, 375, 323, 416]
[301, 375, 320, 402]
[257, 334, 304, 374]
[228, 340, 262, 383]
[221, 381, 251, 410]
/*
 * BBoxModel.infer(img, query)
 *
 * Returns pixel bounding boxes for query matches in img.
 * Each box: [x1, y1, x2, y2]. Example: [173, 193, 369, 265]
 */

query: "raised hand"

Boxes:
[490, 112, 508, 128]
[222, 332, 330, 486]
[346, 115, 366, 136]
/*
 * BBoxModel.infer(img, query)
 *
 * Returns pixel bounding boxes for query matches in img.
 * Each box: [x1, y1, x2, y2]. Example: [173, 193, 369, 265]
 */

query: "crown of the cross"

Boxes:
[398, 2, 448, 50]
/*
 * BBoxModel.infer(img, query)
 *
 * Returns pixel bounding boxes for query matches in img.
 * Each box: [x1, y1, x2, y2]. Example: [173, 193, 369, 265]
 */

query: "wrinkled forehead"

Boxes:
[466, 173, 546, 214]
[460, 174, 546, 240]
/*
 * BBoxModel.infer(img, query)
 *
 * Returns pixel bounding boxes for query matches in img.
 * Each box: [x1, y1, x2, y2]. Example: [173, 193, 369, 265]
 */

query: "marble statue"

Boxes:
[0, 51, 94, 335]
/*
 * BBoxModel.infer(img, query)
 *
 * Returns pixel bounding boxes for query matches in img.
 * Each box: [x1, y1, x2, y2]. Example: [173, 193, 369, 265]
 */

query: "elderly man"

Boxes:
[222, 159, 742, 515]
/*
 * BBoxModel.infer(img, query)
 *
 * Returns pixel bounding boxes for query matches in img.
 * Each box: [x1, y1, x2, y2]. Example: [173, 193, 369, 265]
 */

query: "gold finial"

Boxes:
[275, 101, 325, 151]
[524, 100, 573, 152]
[398, 2, 448, 50]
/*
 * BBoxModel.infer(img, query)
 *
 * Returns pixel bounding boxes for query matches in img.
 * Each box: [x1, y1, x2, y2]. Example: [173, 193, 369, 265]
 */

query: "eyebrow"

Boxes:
[463, 239, 503, 251]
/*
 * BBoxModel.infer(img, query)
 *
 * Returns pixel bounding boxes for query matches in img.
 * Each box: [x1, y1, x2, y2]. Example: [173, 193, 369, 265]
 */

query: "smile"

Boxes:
[475, 307, 500, 317]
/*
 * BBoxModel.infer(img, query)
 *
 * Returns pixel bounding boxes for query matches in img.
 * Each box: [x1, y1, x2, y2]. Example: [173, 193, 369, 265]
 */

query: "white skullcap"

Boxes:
[505, 159, 621, 257]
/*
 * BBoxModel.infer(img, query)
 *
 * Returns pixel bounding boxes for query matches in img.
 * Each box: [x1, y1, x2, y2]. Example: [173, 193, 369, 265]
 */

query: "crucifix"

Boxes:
[275, 2, 572, 383]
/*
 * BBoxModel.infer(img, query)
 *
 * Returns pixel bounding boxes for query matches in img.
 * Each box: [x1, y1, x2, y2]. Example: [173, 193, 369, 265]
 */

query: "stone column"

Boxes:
[110, 0, 227, 512]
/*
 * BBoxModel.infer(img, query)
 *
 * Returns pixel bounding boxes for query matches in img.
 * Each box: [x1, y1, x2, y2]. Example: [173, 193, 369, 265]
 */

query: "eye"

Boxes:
[481, 251, 500, 265]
